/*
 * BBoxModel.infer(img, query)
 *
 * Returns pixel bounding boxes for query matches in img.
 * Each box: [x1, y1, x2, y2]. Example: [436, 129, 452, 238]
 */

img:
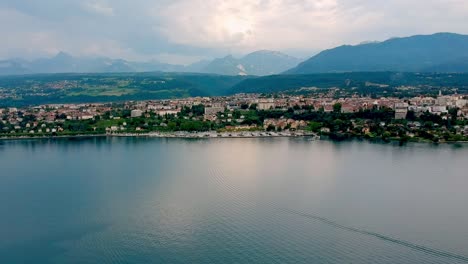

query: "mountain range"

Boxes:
[286, 33, 468, 74]
[0, 52, 186, 76]
[0, 50, 301, 76]
[3, 33, 468, 77]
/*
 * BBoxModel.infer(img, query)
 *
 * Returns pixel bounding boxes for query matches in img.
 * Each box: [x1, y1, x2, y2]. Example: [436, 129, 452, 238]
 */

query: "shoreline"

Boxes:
[1, 131, 468, 144]
[0, 131, 319, 141]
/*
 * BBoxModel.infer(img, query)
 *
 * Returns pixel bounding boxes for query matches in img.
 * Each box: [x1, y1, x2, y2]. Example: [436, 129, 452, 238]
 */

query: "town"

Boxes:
[1, 91, 468, 143]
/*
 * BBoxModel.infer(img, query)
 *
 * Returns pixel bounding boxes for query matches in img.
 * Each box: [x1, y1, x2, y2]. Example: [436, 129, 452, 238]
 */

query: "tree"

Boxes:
[333, 103, 342, 113]
[406, 110, 416, 121]
[167, 121, 177, 131]
[191, 104, 205, 116]
[303, 105, 314, 111]
[449, 107, 459, 121]
[308, 121, 322, 132]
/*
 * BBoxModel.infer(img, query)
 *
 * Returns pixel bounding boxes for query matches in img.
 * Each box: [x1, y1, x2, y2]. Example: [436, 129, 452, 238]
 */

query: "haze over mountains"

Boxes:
[286, 33, 468, 74]
[0, 50, 301, 76]
[0, 52, 185, 76]
[2, 33, 468, 77]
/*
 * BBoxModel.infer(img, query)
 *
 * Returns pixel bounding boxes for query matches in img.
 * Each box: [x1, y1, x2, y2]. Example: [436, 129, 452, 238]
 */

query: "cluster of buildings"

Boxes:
[203, 93, 468, 121]
[0, 104, 110, 134]
[405, 92, 468, 118]
[1, 92, 467, 135]
[391, 93, 468, 120]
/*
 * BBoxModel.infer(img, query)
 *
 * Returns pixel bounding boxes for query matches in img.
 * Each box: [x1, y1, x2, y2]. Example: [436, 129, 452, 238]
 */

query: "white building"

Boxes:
[156, 109, 180, 116]
[432, 106, 448, 115]
[131, 109, 143, 118]
[394, 103, 408, 119]
[257, 99, 275, 110]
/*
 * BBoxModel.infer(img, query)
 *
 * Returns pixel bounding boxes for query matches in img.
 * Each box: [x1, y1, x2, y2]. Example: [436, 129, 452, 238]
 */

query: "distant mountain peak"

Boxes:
[197, 50, 301, 76]
[53, 51, 73, 60]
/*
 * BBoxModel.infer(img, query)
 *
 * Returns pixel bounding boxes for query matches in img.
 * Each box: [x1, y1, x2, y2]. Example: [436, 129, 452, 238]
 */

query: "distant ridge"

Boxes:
[0, 50, 301, 76]
[0, 52, 186, 76]
[285, 33, 468, 74]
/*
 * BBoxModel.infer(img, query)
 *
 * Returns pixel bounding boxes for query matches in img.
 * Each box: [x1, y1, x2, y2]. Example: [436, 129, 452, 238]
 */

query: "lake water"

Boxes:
[0, 137, 467, 263]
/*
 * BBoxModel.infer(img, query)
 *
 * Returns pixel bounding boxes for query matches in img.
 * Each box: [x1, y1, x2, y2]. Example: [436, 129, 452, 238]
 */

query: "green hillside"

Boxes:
[286, 33, 468, 74]
[0, 72, 250, 107]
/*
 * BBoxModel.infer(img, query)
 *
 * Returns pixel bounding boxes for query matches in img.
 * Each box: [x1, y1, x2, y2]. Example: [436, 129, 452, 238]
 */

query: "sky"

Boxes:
[1, 0, 468, 64]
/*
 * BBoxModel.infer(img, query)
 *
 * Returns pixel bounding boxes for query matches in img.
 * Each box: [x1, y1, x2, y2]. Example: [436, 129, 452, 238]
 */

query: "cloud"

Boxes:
[83, 1, 114, 16]
[153, 0, 468, 54]
[155, 0, 342, 51]
[153, 53, 206, 65]
[0, 8, 59, 58]
[1, 0, 468, 62]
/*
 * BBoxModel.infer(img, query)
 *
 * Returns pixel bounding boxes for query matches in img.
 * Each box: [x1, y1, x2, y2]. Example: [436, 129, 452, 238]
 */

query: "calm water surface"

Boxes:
[0, 138, 467, 263]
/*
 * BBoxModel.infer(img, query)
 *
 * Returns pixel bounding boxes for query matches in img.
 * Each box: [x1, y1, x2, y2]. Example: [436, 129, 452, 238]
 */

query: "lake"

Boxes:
[0, 137, 467, 263]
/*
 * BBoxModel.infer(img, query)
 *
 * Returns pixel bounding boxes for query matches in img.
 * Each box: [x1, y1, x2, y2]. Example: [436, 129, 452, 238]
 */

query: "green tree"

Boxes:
[308, 121, 323, 132]
[333, 103, 342, 113]
[449, 107, 459, 121]
[191, 104, 205, 116]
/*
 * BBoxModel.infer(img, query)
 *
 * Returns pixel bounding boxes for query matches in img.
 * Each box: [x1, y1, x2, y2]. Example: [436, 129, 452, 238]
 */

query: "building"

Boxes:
[131, 109, 143, 118]
[204, 106, 224, 116]
[156, 109, 180, 116]
[394, 103, 408, 119]
[456, 99, 467, 108]
[257, 99, 275, 110]
[431, 106, 448, 115]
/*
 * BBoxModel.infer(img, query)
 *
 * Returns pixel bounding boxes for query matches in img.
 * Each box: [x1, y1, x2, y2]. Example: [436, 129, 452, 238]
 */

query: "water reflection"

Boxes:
[0, 138, 467, 263]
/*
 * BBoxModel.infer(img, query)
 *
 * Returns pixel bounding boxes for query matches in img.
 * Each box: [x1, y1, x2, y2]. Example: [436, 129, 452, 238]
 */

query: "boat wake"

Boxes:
[280, 208, 468, 263]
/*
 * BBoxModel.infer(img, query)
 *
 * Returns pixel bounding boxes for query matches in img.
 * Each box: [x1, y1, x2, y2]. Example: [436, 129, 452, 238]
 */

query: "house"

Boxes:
[80, 115, 94, 120]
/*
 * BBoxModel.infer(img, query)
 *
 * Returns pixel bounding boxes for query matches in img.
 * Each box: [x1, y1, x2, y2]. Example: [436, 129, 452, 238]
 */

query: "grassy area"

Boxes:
[68, 87, 137, 97]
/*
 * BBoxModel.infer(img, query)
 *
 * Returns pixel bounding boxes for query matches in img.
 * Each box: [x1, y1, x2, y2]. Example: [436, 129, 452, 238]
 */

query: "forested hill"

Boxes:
[285, 33, 468, 74]
[230, 72, 468, 94]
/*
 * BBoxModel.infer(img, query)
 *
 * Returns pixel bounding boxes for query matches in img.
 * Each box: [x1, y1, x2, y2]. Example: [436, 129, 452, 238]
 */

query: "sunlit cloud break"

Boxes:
[0, 0, 468, 63]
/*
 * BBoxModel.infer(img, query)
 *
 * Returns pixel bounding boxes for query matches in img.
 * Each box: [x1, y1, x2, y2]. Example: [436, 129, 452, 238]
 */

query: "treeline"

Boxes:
[230, 72, 468, 94]
[2, 72, 468, 107]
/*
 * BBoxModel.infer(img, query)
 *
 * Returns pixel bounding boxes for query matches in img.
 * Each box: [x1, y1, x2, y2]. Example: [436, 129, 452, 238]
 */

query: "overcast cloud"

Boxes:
[1, 0, 468, 64]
